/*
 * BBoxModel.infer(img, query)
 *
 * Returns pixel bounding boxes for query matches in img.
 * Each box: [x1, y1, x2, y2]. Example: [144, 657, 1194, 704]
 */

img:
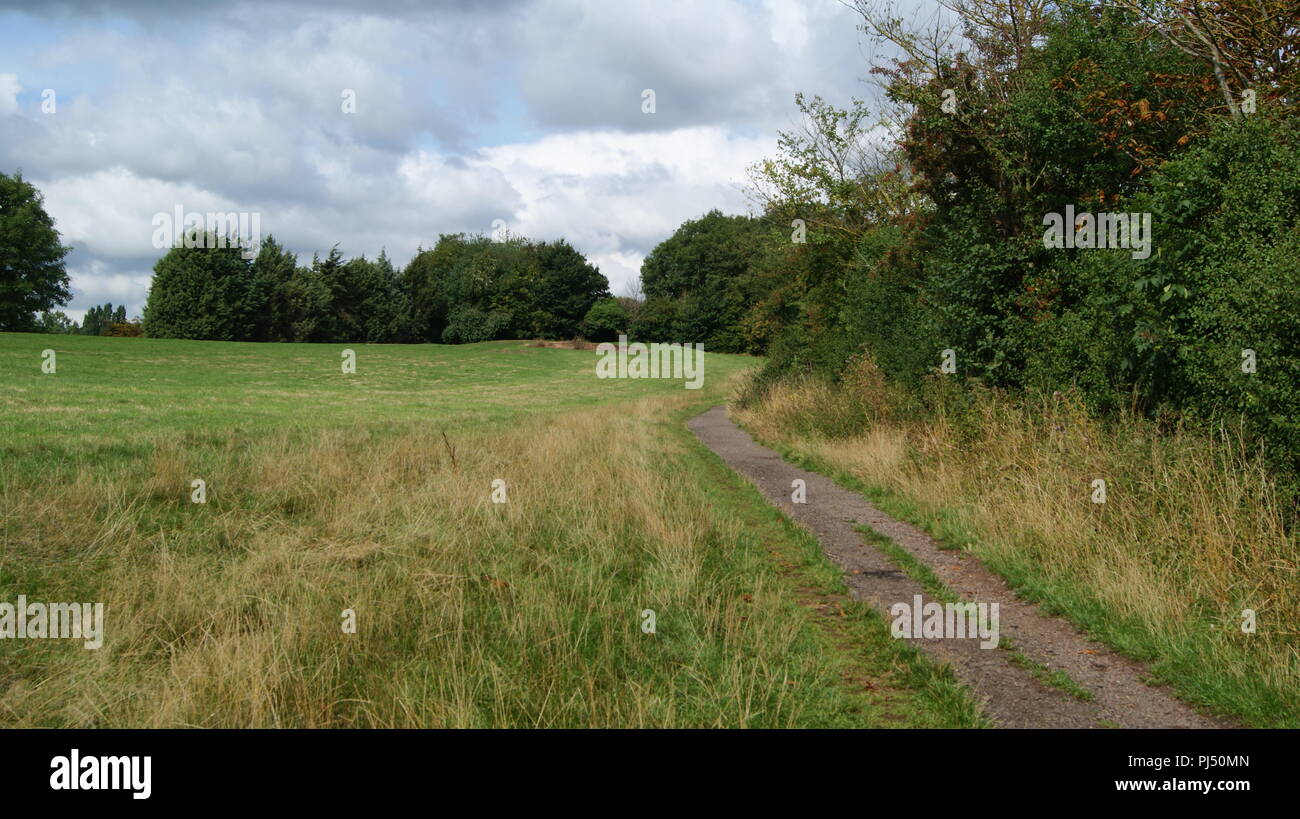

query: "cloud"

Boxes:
[1, 0, 877, 318]
[65, 258, 153, 321]
[471, 127, 773, 292]
[510, 0, 867, 134]
[0, 73, 21, 115]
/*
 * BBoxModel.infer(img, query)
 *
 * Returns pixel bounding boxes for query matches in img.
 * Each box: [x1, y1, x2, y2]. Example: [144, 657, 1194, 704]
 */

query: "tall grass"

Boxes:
[736, 354, 1300, 726]
[0, 371, 977, 727]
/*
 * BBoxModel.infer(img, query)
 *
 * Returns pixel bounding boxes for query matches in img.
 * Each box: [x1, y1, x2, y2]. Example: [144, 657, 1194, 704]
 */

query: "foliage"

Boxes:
[637, 210, 767, 351]
[78, 303, 127, 336]
[0, 171, 71, 331]
[143, 232, 258, 341]
[36, 310, 75, 334]
[648, 0, 1300, 493]
[129, 228, 606, 346]
[580, 297, 628, 342]
[403, 234, 608, 344]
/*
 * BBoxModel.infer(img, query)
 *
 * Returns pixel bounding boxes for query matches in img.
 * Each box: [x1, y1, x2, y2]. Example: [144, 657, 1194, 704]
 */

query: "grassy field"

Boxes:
[0, 333, 980, 727]
[737, 360, 1300, 728]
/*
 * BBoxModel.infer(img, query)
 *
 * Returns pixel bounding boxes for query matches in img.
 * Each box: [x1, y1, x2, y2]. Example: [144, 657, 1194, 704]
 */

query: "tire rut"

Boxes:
[688, 405, 1231, 729]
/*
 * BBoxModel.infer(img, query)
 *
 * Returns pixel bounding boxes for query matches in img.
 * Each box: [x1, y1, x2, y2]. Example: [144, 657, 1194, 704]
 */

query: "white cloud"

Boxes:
[38, 167, 250, 259]
[65, 259, 152, 320]
[767, 0, 811, 53]
[589, 250, 647, 296]
[0, 73, 21, 115]
[472, 127, 774, 292]
[2, 0, 875, 314]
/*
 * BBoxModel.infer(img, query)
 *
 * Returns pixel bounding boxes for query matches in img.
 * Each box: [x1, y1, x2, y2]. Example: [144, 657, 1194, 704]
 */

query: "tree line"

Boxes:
[0, 175, 623, 346]
[141, 231, 616, 344]
[36, 303, 141, 336]
[634, 0, 1300, 485]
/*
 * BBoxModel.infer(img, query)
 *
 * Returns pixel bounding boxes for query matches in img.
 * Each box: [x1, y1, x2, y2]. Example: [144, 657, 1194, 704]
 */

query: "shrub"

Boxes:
[580, 298, 627, 342]
[441, 306, 512, 344]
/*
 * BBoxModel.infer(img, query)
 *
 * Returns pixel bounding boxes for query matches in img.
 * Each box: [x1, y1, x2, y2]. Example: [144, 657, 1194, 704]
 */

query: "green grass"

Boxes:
[855, 525, 1096, 703]
[738, 380, 1300, 727]
[0, 332, 981, 727]
[1004, 644, 1095, 702]
[855, 526, 959, 604]
[669, 408, 987, 728]
[1, 334, 752, 459]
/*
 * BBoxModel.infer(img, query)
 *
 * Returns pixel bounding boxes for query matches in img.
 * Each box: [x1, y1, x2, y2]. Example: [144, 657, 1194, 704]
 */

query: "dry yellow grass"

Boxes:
[736, 368, 1300, 725]
[2, 380, 981, 728]
[1, 336, 988, 728]
[1, 395, 724, 725]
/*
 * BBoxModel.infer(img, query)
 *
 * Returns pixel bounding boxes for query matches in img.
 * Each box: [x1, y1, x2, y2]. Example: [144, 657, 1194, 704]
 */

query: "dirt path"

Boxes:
[689, 405, 1230, 729]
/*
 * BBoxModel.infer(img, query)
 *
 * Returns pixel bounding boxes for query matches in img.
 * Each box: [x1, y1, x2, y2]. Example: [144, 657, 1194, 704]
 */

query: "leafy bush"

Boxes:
[638, 209, 766, 351]
[441, 306, 512, 344]
[627, 296, 678, 343]
[580, 297, 627, 342]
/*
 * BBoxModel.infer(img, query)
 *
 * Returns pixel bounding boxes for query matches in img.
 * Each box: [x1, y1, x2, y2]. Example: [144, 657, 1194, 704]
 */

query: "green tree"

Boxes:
[249, 236, 298, 341]
[639, 210, 765, 351]
[580, 297, 628, 342]
[36, 310, 75, 334]
[403, 235, 464, 341]
[79, 303, 120, 336]
[533, 239, 609, 338]
[284, 255, 334, 343]
[321, 251, 413, 342]
[404, 233, 607, 343]
[310, 246, 349, 341]
[0, 171, 72, 331]
[628, 296, 679, 343]
[142, 230, 257, 340]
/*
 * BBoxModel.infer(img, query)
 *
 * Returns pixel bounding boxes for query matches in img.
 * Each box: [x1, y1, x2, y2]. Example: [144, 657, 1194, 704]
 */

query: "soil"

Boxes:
[688, 404, 1231, 729]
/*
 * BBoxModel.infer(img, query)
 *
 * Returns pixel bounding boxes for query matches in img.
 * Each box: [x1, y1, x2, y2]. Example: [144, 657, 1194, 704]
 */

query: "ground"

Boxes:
[0, 333, 978, 728]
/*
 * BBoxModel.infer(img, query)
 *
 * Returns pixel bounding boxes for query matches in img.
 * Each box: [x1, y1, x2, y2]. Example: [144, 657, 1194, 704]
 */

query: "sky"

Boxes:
[0, 0, 891, 321]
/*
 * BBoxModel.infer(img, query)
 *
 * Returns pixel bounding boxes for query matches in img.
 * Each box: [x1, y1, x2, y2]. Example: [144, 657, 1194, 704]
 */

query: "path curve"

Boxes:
[689, 405, 1230, 729]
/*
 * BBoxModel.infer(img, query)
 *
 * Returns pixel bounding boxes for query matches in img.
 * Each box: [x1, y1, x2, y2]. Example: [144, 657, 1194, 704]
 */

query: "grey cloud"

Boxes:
[2, 0, 882, 318]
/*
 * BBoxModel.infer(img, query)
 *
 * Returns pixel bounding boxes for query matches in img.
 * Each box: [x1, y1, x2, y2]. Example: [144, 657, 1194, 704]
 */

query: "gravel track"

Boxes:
[689, 405, 1230, 729]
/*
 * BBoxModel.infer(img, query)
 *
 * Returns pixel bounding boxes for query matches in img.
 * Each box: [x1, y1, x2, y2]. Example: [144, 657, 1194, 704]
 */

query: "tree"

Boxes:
[36, 310, 75, 334]
[366, 250, 416, 342]
[79, 303, 120, 336]
[403, 233, 608, 343]
[639, 210, 766, 350]
[580, 297, 628, 342]
[321, 251, 412, 342]
[309, 246, 349, 341]
[628, 296, 680, 343]
[142, 230, 257, 340]
[403, 235, 464, 341]
[1101, 0, 1300, 117]
[249, 236, 298, 342]
[0, 171, 72, 331]
[533, 239, 610, 338]
[283, 255, 333, 343]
